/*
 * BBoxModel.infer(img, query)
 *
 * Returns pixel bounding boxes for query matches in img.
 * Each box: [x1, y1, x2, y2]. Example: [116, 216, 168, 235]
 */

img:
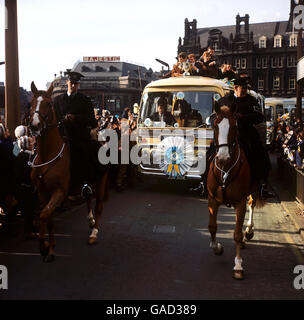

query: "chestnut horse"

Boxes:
[207, 108, 265, 280]
[29, 82, 109, 262]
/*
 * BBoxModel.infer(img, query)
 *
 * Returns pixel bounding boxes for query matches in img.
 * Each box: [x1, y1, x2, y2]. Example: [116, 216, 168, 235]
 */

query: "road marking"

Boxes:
[153, 225, 176, 233]
[174, 280, 186, 285]
[0, 251, 71, 257]
[46, 233, 72, 237]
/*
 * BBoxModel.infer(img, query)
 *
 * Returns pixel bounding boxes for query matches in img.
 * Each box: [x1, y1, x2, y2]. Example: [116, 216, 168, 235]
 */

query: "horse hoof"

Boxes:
[88, 228, 98, 245]
[213, 243, 224, 256]
[43, 254, 55, 263]
[88, 236, 97, 245]
[233, 270, 244, 280]
[245, 231, 254, 241]
[39, 241, 49, 257]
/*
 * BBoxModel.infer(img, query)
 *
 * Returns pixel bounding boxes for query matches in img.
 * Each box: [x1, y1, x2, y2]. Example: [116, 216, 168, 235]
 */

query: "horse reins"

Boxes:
[28, 142, 66, 168]
[29, 99, 65, 170]
[214, 145, 241, 188]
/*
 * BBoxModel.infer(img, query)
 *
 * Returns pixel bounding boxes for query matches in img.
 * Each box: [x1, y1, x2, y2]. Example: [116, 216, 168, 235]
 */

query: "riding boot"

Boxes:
[259, 180, 275, 200]
[189, 181, 203, 193]
[81, 183, 93, 199]
[189, 145, 214, 198]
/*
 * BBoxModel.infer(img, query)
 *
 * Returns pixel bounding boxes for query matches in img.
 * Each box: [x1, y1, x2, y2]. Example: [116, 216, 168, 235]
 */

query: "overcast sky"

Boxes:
[0, 0, 290, 90]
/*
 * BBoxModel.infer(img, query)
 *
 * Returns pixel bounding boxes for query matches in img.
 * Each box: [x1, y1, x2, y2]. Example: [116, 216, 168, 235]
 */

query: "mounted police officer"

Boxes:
[215, 77, 274, 200]
[191, 77, 274, 200]
[53, 71, 98, 198]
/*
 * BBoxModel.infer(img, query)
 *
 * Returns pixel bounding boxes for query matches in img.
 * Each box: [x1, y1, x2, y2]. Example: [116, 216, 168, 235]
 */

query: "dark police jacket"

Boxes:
[151, 111, 176, 126]
[53, 92, 97, 142]
[215, 93, 263, 144]
[233, 94, 264, 140]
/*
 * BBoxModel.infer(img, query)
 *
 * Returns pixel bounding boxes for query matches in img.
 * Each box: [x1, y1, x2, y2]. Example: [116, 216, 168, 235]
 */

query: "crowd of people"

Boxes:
[166, 47, 237, 80]
[0, 118, 38, 239]
[94, 106, 139, 192]
[271, 114, 304, 170]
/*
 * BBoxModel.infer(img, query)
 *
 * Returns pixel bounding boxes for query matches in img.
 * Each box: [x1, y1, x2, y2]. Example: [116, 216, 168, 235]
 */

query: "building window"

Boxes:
[213, 42, 219, 51]
[259, 36, 267, 48]
[81, 66, 92, 72]
[241, 58, 247, 69]
[256, 58, 261, 68]
[290, 34, 297, 47]
[273, 76, 280, 89]
[258, 78, 264, 90]
[271, 57, 283, 68]
[235, 59, 241, 69]
[289, 77, 296, 90]
[287, 56, 297, 67]
[262, 57, 268, 68]
[274, 35, 282, 48]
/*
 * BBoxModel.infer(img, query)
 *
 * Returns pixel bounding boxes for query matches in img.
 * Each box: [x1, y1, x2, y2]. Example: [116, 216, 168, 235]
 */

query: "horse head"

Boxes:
[214, 107, 238, 165]
[29, 81, 54, 136]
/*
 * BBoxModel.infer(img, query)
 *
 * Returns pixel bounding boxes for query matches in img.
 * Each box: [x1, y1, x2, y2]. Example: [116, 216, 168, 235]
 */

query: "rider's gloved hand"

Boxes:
[64, 114, 75, 121]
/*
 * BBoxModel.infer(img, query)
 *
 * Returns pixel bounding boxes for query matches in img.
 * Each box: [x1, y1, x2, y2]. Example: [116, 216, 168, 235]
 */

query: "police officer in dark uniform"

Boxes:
[53, 71, 98, 198]
[215, 77, 274, 199]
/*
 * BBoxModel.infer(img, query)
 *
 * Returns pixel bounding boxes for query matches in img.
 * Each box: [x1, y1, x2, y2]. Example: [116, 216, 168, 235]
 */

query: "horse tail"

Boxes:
[255, 196, 266, 209]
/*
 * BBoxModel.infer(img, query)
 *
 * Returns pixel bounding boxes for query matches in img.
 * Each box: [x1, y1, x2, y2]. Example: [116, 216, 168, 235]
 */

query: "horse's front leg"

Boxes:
[88, 172, 108, 245]
[245, 195, 255, 241]
[208, 195, 223, 255]
[87, 196, 95, 229]
[39, 189, 65, 262]
[233, 198, 247, 280]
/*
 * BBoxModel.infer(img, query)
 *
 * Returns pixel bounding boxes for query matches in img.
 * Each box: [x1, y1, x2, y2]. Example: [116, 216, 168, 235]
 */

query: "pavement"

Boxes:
[269, 154, 304, 241]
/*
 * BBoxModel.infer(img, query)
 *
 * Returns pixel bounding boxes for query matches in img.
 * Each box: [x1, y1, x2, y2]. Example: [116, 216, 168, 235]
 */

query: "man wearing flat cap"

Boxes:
[213, 77, 274, 199]
[54, 71, 98, 197]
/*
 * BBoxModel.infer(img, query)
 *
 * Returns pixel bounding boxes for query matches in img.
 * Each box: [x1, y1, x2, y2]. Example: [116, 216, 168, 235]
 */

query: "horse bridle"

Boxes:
[215, 141, 237, 155]
[31, 98, 57, 135]
[29, 97, 66, 169]
[213, 116, 240, 186]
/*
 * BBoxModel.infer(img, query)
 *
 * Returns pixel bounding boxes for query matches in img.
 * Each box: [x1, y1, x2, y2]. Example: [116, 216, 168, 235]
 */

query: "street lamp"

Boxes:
[155, 58, 170, 72]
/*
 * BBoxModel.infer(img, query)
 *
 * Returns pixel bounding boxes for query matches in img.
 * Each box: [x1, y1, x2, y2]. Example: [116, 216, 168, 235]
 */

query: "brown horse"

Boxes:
[29, 82, 109, 262]
[207, 108, 265, 280]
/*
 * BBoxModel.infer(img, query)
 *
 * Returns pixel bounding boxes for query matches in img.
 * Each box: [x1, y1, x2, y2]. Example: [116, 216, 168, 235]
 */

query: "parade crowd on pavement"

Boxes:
[270, 113, 304, 170]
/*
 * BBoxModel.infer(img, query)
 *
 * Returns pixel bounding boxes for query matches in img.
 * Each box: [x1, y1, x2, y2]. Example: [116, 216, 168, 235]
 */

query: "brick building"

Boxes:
[177, 0, 302, 97]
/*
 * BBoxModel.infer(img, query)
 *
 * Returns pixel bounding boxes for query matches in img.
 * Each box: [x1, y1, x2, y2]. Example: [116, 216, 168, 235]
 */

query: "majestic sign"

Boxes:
[83, 56, 120, 62]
